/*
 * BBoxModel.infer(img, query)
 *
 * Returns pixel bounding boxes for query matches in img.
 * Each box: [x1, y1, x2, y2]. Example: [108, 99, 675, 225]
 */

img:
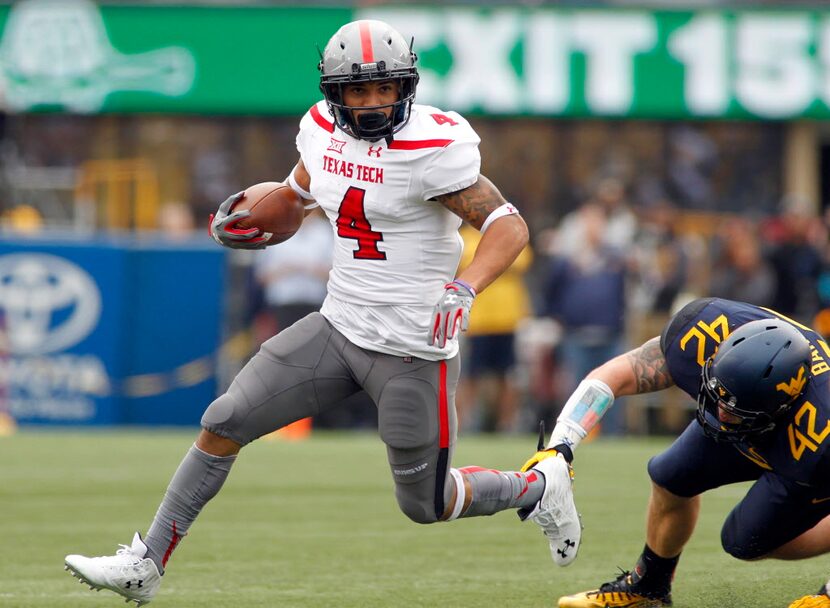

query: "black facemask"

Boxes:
[355, 111, 391, 140]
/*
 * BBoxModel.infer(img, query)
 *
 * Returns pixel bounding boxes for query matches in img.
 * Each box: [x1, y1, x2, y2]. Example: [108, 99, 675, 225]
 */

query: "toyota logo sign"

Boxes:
[0, 253, 102, 355]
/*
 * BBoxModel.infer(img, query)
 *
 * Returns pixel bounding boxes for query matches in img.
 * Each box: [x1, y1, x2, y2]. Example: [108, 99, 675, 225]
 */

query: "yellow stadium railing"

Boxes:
[75, 159, 159, 230]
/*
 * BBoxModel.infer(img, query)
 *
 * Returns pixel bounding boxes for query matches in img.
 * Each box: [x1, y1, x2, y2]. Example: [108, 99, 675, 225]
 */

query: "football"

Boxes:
[234, 182, 305, 245]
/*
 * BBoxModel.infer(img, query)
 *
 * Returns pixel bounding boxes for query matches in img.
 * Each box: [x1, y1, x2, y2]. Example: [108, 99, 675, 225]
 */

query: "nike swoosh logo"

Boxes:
[811, 496, 830, 504]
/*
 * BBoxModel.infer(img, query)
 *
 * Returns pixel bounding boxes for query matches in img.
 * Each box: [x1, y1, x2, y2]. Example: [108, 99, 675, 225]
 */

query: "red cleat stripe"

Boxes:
[161, 521, 182, 567]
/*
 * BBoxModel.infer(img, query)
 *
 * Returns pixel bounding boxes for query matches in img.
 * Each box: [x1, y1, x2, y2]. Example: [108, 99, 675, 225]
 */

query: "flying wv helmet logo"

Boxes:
[776, 366, 807, 398]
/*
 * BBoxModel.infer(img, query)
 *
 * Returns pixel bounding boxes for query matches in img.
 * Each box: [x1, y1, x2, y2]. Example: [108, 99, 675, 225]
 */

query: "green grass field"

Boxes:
[0, 430, 823, 607]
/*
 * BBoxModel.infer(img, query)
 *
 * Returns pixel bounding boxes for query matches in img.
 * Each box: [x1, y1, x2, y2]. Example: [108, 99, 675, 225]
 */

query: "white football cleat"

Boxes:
[64, 532, 161, 606]
[523, 454, 582, 566]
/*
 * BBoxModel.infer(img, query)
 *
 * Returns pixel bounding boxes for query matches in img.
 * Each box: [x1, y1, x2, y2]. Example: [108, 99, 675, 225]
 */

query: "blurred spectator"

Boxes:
[556, 176, 637, 255]
[666, 125, 718, 210]
[630, 200, 689, 316]
[456, 223, 533, 433]
[1, 204, 43, 233]
[252, 210, 375, 430]
[191, 144, 236, 219]
[157, 201, 196, 240]
[593, 176, 638, 249]
[810, 207, 830, 338]
[254, 209, 377, 428]
[708, 217, 776, 307]
[542, 202, 629, 435]
[761, 194, 824, 324]
[628, 201, 702, 435]
[253, 209, 333, 336]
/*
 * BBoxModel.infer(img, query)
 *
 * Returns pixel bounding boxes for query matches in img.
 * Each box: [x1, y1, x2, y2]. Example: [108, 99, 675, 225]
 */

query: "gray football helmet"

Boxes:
[319, 20, 418, 142]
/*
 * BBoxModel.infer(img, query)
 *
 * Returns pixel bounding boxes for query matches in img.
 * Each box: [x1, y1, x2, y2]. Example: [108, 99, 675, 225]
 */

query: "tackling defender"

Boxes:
[63, 19, 580, 606]
[524, 297, 830, 608]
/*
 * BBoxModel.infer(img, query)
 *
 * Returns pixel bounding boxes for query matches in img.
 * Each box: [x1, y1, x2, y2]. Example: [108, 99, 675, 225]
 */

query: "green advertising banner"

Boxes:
[4, 0, 830, 119]
[0, 1, 348, 115]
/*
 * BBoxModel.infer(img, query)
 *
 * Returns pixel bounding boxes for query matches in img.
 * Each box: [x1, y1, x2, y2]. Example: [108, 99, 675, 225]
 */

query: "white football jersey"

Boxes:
[295, 101, 481, 360]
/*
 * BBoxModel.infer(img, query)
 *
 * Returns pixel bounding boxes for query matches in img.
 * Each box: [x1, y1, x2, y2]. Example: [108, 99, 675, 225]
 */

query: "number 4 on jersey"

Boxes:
[336, 186, 386, 260]
[431, 113, 458, 126]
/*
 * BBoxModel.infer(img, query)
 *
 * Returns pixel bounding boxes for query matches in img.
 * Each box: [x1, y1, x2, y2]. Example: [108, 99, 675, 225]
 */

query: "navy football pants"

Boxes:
[648, 421, 830, 559]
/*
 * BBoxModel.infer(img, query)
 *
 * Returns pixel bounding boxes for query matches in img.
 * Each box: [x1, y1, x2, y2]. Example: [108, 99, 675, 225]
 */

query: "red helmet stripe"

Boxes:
[359, 21, 374, 63]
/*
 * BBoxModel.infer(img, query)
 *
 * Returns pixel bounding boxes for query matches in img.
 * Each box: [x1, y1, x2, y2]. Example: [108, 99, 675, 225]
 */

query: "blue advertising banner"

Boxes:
[0, 234, 226, 426]
[121, 243, 227, 425]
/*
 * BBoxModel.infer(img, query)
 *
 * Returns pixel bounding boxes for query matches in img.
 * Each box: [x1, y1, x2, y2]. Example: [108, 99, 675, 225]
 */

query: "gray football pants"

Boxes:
[202, 312, 458, 523]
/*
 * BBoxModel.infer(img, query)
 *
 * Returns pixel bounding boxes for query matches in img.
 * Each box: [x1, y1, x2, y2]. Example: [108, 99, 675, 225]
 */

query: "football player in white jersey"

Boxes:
[64, 20, 581, 606]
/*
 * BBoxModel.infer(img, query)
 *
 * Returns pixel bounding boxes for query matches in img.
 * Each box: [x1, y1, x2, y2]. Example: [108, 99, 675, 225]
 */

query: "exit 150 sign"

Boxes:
[360, 8, 830, 119]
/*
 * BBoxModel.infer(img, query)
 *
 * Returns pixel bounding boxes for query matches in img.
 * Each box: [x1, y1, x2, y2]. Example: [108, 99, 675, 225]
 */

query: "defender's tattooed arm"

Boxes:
[587, 337, 677, 398]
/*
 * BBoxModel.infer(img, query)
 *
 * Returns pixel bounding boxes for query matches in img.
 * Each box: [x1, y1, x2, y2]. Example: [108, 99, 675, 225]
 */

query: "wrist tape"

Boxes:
[548, 378, 615, 451]
[287, 170, 318, 209]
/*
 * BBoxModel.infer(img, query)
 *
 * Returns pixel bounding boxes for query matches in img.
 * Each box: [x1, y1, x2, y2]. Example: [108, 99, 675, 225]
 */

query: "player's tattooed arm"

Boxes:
[625, 337, 676, 393]
[587, 337, 675, 397]
[434, 174, 505, 230]
[433, 174, 528, 294]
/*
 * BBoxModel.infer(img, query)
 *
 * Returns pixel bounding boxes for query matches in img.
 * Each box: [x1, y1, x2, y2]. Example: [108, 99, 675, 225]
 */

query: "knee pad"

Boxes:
[378, 377, 437, 450]
[386, 452, 448, 524]
[201, 393, 251, 446]
[202, 392, 236, 428]
[394, 485, 440, 524]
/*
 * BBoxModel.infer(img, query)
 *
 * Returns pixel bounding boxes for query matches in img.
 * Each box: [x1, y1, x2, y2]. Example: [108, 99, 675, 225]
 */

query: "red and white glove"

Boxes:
[208, 192, 269, 250]
[428, 279, 476, 348]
